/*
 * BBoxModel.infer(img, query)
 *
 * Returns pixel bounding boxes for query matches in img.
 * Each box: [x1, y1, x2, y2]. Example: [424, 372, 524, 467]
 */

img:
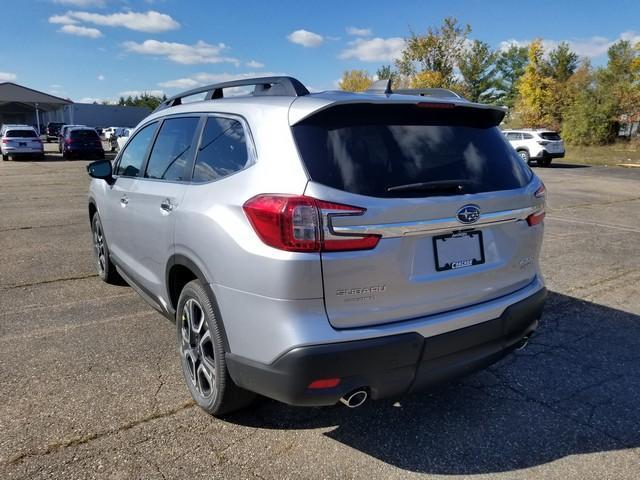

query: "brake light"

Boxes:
[537, 140, 549, 146]
[243, 195, 380, 252]
[417, 102, 455, 109]
[534, 184, 546, 198]
[1, 139, 7, 144]
[65, 137, 72, 144]
[527, 209, 545, 226]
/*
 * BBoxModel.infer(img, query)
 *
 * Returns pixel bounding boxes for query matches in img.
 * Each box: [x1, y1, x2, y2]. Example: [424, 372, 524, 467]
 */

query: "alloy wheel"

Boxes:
[180, 298, 217, 400]
[92, 220, 106, 275]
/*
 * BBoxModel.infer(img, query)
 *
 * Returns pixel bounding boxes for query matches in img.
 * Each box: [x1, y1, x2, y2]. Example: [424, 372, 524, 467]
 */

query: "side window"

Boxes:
[193, 116, 250, 183]
[523, 133, 534, 139]
[145, 117, 199, 181]
[116, 122, 157, 177]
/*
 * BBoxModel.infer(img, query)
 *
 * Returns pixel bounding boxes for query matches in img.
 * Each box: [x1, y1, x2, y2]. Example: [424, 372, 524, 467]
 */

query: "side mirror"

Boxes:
[87, 159, 114, 184]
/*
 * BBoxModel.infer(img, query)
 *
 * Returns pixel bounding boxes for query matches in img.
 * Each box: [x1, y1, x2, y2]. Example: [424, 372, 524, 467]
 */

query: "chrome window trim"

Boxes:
[330, 206, 540, 238]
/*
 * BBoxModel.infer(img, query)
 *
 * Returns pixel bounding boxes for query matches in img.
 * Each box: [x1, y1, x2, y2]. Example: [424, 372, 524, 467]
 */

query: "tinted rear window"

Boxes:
[6, 130, 37, 138]
[539, 131, 561, 140]
[292, 104, 532, 198]
[70, 129, 99, 139]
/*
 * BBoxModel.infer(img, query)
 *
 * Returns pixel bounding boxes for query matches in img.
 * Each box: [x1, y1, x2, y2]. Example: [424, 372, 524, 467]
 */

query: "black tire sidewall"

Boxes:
[91, 214, 110, 281]
[176, 280, 230, 414]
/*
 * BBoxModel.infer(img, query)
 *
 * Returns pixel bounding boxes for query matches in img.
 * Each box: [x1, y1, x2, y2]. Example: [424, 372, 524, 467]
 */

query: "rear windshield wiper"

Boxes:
[386, 180, 472, 195]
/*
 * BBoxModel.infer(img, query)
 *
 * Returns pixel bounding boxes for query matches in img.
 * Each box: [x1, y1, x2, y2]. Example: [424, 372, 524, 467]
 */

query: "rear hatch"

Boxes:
[3, 129, 41, 150]
[293, 102, 544, 329]
[69, 129, 102, 149]
[539, 131, 564, 154]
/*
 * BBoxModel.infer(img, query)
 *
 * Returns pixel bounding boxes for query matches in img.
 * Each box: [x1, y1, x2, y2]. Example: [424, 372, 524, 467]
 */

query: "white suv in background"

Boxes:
[503, 129, 565, 167]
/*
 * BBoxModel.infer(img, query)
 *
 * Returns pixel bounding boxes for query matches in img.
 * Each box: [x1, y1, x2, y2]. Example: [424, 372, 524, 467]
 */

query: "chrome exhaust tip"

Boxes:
[340, 389, 368, 408]
[516, 335, 530, 350]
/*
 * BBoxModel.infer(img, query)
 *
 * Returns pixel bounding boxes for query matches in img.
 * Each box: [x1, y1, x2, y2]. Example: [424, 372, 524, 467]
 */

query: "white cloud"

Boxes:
[119, 89, 165, 97]
[499, 31, 640, 59]
[158, 78, 200, 89]
[346, 26, 372, 37]
[245, 59, 265, 68]
[62, 10, 179, 33]
[339, 37, 404, 62]
[287, 29, 324, 47]
[0, 72, 17, 82]
[48, 14, 79, 25]
[123, 39, 239, 65]
[50, 84, 63, 89]
[53, 0, 106, 7]
[59, 24, 103, 38]
[97, 74, 105, 81]
[78, 97, 108, 103]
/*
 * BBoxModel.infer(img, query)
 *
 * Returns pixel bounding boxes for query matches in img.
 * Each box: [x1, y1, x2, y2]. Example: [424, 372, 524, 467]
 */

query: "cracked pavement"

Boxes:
[0, 152, 639, 479]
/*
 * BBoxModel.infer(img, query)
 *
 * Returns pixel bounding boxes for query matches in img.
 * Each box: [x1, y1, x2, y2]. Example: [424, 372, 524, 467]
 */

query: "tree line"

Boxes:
[338, 17, 640, 145]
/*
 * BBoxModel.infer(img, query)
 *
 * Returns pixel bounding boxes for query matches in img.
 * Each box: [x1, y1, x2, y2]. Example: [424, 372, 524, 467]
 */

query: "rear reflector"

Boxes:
[527, 209, 545, 226]
[307, 378, 341, 389]
[243, 195, 380, 252]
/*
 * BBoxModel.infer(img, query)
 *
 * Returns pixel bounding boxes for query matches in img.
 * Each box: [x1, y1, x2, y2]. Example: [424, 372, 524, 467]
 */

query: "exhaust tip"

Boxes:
[516, 335, 530, 350]
[340, 389, 368, 408]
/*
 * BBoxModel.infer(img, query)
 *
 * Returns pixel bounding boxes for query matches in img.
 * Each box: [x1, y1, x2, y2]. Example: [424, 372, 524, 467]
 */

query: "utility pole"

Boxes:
[34, 103, 41, 135]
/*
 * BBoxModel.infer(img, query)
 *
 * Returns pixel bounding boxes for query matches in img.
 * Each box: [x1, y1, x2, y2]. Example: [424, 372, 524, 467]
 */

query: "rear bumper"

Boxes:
[532, 150, 565, 160]
[226, 287, 547, 406]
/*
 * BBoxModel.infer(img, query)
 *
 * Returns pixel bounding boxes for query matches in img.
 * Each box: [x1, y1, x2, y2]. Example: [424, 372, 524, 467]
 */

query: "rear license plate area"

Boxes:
[19, 142, 26, 147]
[433, 231, 485, 272]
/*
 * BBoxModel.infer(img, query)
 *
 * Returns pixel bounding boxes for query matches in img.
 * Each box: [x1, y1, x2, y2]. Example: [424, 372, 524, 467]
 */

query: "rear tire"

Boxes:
[91, 213, 121, 284]
[518, 150, 530, 163]
[1, 154, 7, 161]
[177, 280, 255, 416]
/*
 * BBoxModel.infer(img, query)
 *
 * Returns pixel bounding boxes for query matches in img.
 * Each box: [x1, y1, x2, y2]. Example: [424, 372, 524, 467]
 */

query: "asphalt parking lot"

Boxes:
[1, 145, 639, 480]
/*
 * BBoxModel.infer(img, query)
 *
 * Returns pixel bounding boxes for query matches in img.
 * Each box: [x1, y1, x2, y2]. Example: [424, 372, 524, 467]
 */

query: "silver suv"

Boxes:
[87, 76, 547, 415]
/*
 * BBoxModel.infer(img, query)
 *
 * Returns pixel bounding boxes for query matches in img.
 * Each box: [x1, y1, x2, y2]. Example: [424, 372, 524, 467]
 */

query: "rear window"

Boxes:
[292, 104, 532, 198]
[539, 131, 561, 140]
[6, 130, 37, 138]
[70, 129, 99, 139]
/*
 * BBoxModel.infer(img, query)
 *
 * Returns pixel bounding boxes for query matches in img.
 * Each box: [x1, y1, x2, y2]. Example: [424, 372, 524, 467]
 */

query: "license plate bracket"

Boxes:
[433, 231, 485, 272]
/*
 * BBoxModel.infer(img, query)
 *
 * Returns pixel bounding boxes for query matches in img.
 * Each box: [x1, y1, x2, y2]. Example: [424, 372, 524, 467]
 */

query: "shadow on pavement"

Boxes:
[225, 291, 640, 475]
[532, 162, 591, 169]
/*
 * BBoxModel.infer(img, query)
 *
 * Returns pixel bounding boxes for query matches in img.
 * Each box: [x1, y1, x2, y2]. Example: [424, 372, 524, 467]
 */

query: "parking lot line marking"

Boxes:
[545, 216, 640, 233]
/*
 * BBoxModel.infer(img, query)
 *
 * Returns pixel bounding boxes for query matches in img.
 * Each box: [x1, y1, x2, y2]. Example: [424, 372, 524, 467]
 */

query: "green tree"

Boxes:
[395, 17, 470, 89]
[458, 40, 498, 103]
[117, 93, 167, 110]
[338, 70, 373, 92]
[545, 42, 579, 81]
[495, 44, 529, 108]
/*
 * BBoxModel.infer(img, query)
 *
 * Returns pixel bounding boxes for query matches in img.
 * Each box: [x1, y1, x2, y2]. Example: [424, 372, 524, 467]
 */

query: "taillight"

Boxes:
[243, 195, 380, 252]
[537, 140, 549, 145]
[527, 209, 545, 226]
[534, 184, 546, 198]
[65, 138, 72, 144]
[1, 139, 7, 144]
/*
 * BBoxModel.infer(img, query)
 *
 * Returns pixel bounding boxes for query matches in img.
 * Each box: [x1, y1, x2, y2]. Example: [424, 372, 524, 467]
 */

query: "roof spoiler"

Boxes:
[154, 76, 310, 113]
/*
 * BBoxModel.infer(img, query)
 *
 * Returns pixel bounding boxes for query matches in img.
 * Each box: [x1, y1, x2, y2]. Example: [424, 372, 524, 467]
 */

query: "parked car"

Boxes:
[113, 128, 131, 152]
[503, 129, 565, 167]
[1, 126, 44, 160]
[102, 126, 127, 141]
[58, 124, 85, 152]
[87, 76, 547, 416]
[45, 122, 65, 142]
[62, 127, 104, 160]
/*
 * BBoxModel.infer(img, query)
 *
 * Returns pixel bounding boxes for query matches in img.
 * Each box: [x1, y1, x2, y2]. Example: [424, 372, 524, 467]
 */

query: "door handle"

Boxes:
[160, 198, 174, 213]
[120, 195, 129, 206]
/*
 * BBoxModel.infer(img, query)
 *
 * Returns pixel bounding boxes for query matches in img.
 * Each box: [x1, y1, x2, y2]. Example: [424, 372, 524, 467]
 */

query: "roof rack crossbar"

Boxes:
[154, 76, 309, 112]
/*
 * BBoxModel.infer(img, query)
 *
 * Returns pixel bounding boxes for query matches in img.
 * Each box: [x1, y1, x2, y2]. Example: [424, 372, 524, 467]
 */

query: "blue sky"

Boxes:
[1, 0, 638, 102]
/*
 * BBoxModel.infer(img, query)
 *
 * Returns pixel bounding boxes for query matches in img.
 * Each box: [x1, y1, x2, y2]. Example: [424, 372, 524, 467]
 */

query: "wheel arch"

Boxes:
[166, 254, 231, 352]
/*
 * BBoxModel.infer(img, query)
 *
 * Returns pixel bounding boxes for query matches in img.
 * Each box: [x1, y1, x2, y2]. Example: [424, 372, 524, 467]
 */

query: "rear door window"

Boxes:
[70, 129, 99, 140]
[144, 117, 199, 181]
[192, 116, 250, 183]
[293, 104, 532, 198]
[115, 122, 157, 177]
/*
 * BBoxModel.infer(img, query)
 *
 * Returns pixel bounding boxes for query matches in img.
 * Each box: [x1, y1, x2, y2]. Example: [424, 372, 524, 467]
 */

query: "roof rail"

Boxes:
[154, 76, 309, 112]
[394, 88, 463, 99]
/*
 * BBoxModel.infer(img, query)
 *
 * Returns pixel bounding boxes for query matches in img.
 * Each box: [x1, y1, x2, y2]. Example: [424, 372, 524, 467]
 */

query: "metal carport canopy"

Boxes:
[0, 82, 72, 109]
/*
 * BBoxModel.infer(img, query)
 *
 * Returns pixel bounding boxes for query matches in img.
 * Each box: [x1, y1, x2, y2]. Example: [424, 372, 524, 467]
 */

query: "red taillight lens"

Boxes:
[243, 195, 380, 252]
[1, 139, 7, 144]
[65, 138, 72, 144]
[527, 209, 545, 226]
[307, 378, 341, 389]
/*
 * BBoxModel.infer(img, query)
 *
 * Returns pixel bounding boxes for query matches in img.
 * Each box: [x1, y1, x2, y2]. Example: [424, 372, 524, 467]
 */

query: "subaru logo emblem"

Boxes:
[456, 205, 480, 224]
